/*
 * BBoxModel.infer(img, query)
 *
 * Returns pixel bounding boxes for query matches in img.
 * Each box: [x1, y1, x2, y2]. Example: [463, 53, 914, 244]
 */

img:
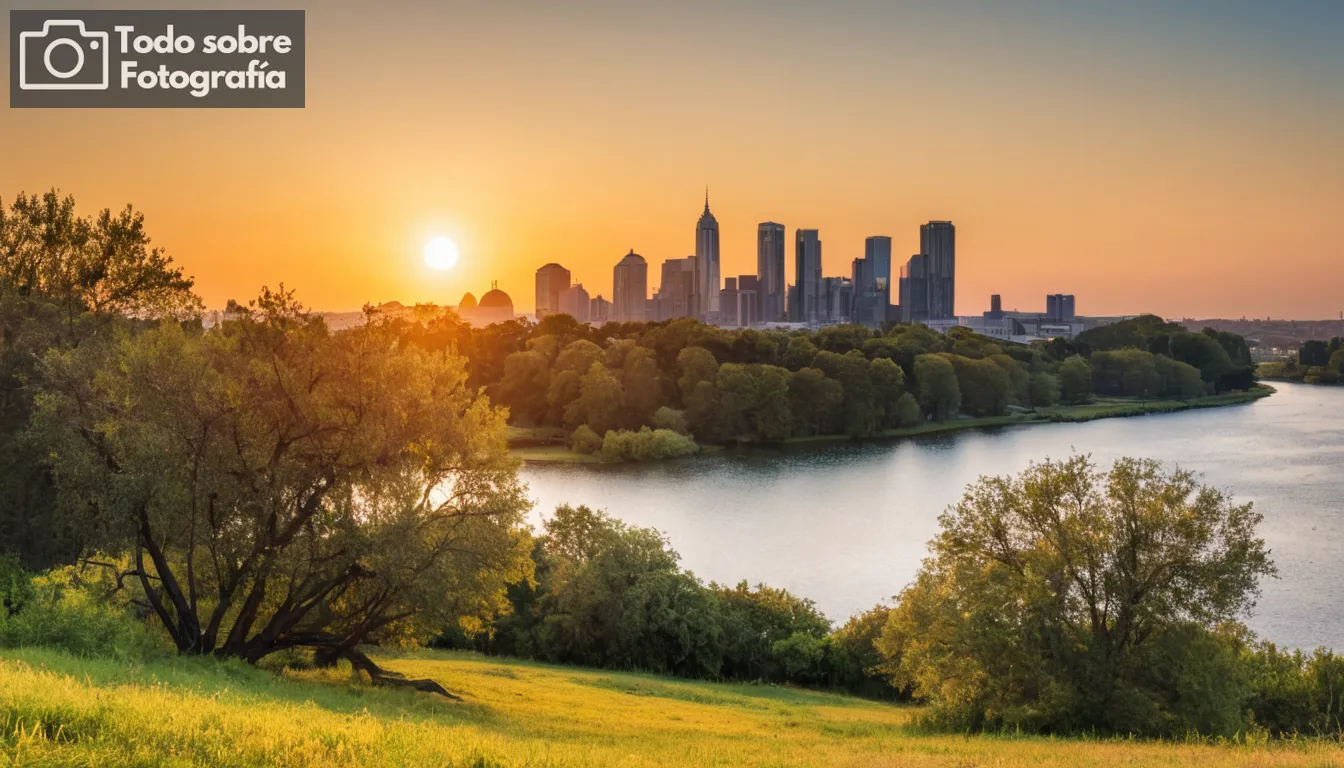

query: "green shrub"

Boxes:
[599, 428, 698, 462]
[569, 424, 603, 454]
[0, 566, 165, 661]
[0, 556, 35, 616]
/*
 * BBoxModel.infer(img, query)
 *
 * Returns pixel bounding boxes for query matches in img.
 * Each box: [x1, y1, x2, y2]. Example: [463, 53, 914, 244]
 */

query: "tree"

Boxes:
[1028, 371, 1060, 408]
[878, 456, 1274, 735]
[496, 349, 551, 425]
[870, 358, 907, 429]
[914, 354, 961, 422]
[1170, 332, 1234, 390]
[1301, 340, 1330, 368]
[943, 353, 1013, 417]
[564, 362, 625, 435]
[33, 292, 533, 695]
[894, 392, 923, 428]
[1058, 355, 1092, 403]
[676, 346, 719, 401]
[782, 336, 819, 370]
[621, 346, 666, 428]
[1, 191, 200, 571]
[546, 340, 603, 424]
[788, 367, 843, 436]
[815, 350, 877, 436]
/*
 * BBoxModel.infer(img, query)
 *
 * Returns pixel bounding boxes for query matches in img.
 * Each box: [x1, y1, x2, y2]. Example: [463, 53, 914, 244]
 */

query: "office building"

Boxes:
[655, 256, 697, 320]
[559, 283, 590, 322]
[534, 263, 571, 318]
[590, 294, 611, 323]
[898, 254, 930, 323]
[920, 221, 956, 319]
[720, 277, 740, 327]
[1046, 294, 1077, 322]
[794, 229, 823, 324]
[736, 274, 761, 327]
[757, 222, 786, 322]
[987, 294, 1003, 319]
[851, 235, 893, 328]
[822, 277, 854, 324]
[695, 193, 720, 318]
[612, 250, 648, 323]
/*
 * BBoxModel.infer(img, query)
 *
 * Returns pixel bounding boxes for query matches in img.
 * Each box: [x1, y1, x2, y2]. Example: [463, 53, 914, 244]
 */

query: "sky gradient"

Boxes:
[3, 0, 1342, 318]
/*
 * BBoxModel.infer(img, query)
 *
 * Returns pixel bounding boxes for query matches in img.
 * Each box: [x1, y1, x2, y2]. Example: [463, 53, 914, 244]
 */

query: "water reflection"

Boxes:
[522, 382, 1344, 650]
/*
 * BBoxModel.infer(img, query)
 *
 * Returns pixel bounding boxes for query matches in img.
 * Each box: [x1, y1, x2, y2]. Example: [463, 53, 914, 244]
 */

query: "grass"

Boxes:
[3, 645, 1343, 767]
[512, 387, 1274, 464]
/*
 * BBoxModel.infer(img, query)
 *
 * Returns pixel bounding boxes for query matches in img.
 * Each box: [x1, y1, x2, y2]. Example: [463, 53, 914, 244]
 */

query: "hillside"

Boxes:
[3, 647, 1341, 767]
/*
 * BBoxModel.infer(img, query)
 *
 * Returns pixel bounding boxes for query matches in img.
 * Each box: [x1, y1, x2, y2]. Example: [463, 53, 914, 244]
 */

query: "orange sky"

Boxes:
[3, 0, 1342, 318]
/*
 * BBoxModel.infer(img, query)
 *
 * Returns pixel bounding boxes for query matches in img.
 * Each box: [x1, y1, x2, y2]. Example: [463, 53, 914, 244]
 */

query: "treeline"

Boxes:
[1261, 337, 1344, 384]
[438, 504, 896, 698]
[461, 312, 1257, 452]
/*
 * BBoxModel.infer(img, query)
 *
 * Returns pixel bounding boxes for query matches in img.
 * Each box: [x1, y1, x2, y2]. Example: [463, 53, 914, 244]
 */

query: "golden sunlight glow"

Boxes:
[423, 236, 460, 271]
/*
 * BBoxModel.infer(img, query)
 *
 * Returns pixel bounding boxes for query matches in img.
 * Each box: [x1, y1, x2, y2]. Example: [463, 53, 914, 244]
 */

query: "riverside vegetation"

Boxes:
[2, 190, 1337, 765]
[1259, 337, 1344, 385]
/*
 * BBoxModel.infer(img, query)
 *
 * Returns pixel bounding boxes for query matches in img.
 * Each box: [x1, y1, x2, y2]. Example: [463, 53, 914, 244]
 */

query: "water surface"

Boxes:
[522, 382, 1344, 649]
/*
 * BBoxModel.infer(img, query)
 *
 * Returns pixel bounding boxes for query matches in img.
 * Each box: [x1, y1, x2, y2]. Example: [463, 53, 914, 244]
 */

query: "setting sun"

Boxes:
[423, 236, 459, 271]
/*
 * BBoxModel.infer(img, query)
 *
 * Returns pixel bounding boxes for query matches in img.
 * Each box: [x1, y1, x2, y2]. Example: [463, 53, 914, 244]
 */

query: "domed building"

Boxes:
[459, 282, 513, 327]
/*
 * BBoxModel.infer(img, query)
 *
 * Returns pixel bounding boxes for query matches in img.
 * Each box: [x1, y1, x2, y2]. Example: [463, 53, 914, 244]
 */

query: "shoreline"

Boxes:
[512, 385, 1275, 465]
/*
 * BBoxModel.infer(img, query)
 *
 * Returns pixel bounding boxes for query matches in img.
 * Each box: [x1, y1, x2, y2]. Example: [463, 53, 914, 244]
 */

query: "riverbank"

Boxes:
[511, 386, 1274, 464]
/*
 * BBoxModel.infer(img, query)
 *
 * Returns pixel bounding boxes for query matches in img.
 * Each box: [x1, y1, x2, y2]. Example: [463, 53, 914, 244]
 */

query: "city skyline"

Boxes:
[3, 0, 1341, 319]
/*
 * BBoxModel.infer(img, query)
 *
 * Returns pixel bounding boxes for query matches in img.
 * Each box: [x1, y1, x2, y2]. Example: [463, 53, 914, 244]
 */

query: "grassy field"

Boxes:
[515, 387, 1275, 464]
[3, 645, 1341, 767]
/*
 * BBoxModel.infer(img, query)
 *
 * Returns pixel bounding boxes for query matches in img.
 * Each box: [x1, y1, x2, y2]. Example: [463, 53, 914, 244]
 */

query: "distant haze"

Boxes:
[3, 0, 1341, 318]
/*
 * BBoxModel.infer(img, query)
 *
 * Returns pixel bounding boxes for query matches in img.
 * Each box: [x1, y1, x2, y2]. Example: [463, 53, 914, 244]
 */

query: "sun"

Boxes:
[423, 236, 459, 271]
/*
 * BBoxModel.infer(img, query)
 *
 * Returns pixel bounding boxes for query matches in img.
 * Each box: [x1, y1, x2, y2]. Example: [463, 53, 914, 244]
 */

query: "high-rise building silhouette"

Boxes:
[899, 253, 930, 323]
[534, 263, 571, 318]
[613, 250, 648, 323]
[757, 222, 786, 322]
[695, 191, 720, 318]
[736, 275, 761, 327]
[794, 229, 823, 324]
[852, 236, 892, 327]
[920, 221, 956, 319]
[559, 283, 590, 322]
[655, 257, 697, 320]
[1046, 294, 1076, 322]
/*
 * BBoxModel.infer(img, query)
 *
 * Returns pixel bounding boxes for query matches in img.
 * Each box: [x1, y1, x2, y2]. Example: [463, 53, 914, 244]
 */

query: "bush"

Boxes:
[0, 556, 34, 616]
[894, 392, 923, 428]
[0, 566, 165, 661]
[569, 424, 603, 454]
[599, 427, 698, 462]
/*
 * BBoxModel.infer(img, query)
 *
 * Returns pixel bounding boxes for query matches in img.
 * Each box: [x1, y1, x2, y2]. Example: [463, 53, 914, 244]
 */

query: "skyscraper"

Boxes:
[534, 263, 571, 318]
[559, 283, 590, 322]
[613, 250, 648, 323]
[794, 229, 823, 324]
[695, 192, 720, 318]
[1046, 294, 1077, 321]
[656, 257, 697, 320]
[852, 235, 892, 327]
[899, 254, 930, 324]
[920, 221, 956, 319]
[757, 222, 786, 322]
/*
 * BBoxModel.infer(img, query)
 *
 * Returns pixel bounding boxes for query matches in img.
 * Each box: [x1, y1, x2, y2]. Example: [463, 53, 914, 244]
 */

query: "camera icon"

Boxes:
[18, 20, 110, 90]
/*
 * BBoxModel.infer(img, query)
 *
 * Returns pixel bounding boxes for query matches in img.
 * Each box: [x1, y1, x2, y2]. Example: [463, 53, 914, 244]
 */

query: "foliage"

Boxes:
[599, 427, 699, 462]
[0, 191, 200, 571]
[878, 456, 1275, 736]
[30, 291, 534, 678]
[569, 424, 604, 454]
[0, 564, 165, 660]
[1028, 371, 1060, 408]
[914, 354, 961, 422]
[1058, 355, 1092, 403]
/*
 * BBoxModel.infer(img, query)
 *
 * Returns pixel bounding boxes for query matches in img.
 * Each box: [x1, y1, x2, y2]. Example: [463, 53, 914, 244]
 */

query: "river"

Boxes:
[521, 382, 1343, 650]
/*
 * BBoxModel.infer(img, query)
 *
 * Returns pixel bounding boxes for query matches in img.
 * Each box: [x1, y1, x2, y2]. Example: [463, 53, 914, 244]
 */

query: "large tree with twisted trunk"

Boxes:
[33, 290, 533, 695]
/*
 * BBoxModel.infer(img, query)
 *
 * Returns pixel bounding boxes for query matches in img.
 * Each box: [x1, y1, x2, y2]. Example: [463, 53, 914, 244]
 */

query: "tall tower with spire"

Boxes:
[695, 189, 721, 318]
